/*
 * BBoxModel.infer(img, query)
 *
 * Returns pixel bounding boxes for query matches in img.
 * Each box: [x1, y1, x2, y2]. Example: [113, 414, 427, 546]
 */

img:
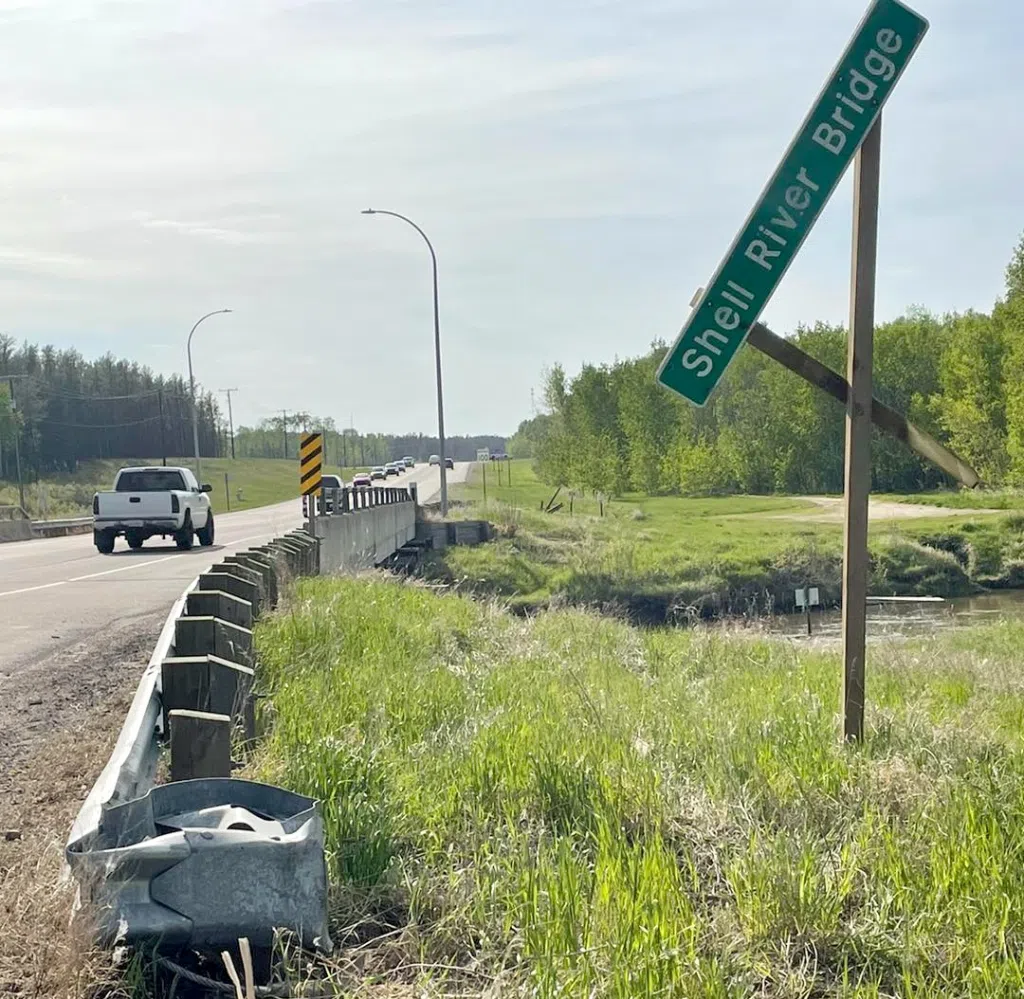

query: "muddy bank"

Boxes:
[422, 520, 1024, 628]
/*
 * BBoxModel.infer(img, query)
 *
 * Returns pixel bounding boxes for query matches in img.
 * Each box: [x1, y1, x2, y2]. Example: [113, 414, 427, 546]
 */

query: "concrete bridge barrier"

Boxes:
[0, 505, 32, 543]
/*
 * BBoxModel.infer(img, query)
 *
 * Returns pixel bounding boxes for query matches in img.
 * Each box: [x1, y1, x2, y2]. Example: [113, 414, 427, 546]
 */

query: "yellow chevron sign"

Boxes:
[299, 432, 323, 497]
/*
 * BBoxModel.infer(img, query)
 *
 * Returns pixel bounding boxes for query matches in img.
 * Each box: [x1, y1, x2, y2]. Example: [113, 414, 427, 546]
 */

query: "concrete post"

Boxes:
[174, 616, 253, 667]
[221, 556, 271, 607]
[186, 590, 254, 631]
[270, 539, 304, 576]
[168, 710, 232, 781]
[197, 572, 261, 618]
[282, 532, 313, 577]
[251, 545, 290, 588]
[216, 558, 264, 596]
[162, 654, 256, 743]
[286, 531, 319, 575]
[232, 551, 278, 606]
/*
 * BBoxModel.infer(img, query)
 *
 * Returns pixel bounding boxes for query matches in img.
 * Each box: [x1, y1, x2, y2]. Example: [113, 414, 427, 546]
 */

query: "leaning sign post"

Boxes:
[656, 0, 929, 742]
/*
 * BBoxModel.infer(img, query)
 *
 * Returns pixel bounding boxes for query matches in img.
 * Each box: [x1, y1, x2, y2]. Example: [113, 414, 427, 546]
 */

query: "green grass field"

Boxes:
[0, 457, 371, 518]
[253, 574, 1024, 997]
[433, 461, 1024, 617]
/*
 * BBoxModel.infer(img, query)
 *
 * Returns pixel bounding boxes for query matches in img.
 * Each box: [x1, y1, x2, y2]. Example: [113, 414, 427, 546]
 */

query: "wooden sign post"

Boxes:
[841, 117, 882, 742]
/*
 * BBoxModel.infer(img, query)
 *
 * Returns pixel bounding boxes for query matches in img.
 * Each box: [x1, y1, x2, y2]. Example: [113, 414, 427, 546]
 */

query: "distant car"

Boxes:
[370, 466, 386, 480]
[444, 457, 454, 469]
[402, 456, 415, 468]
[428, 454, 440, 466]
[385, 462, 400, 477]
[352, 472, 371, 488]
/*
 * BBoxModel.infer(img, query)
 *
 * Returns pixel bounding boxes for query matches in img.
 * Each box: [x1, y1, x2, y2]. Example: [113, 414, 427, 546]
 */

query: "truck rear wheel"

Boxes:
[175, 513, 194, 551]
[126, 530, 145, 550]
[197, 512, 215, 547]
[94, 529, 115, 554]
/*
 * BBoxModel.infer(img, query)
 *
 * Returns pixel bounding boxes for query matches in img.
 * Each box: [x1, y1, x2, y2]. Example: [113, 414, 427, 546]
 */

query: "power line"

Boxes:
[38, 414, 164, 429]
[25, 384, 167, 402]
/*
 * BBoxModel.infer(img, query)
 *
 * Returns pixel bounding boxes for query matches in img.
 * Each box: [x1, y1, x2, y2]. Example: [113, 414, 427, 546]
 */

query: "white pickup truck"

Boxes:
[92, 466, 215, 554]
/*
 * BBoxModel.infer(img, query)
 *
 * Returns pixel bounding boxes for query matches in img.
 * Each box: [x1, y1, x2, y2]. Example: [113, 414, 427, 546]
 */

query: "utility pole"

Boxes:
[219, 388, 238, 459]
[157, 388, 167, 466]
[280, 410, 288, 459]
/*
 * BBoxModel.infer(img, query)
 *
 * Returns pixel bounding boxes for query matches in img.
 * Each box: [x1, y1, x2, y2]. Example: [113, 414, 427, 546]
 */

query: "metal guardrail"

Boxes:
[66, 529, 331, 957]
[0, 506, 91, 540]
[35, 515, 92, 528]
[64, 486, 421, 954]
[32, 515, 93, 537]
[66, 580, 192, 850]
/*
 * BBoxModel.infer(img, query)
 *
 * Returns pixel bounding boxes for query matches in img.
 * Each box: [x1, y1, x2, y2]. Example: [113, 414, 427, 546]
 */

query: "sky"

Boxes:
[0, 0, 1021, 437]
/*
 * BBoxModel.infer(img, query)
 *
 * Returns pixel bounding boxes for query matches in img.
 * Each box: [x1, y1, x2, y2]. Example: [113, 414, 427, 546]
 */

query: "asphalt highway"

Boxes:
[0, 461, 467, 671]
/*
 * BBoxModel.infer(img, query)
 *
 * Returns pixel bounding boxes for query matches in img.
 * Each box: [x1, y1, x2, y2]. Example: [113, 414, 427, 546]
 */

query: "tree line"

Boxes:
[511, 234, 1024, 496]
[235, 415, 506, 466]
[0, 332, 507, 485]
[0, 335, 222, 480]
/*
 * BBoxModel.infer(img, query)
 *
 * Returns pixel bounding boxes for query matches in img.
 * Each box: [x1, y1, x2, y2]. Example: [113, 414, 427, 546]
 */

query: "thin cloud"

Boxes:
[131, 212, 285, 245]
[0, 0, 1017, 435]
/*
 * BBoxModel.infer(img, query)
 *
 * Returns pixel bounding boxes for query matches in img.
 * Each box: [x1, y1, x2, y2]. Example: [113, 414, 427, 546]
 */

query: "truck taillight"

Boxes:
[92, 494, 99, 515]
[171, 494, 180, 514]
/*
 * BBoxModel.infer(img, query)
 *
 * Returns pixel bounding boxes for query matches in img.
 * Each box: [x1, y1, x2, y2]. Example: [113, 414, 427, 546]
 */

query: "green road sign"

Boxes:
[656, 0, 928, 407]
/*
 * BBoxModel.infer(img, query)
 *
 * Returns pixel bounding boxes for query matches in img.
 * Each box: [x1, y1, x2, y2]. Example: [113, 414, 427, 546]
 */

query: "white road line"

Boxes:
[0, 580, 67, 598]
[0, 530, 281, 598]
[67, 555, 176, 583]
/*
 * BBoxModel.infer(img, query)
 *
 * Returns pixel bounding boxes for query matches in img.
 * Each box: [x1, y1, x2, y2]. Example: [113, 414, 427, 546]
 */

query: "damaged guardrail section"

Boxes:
[65, 528, 332, 954]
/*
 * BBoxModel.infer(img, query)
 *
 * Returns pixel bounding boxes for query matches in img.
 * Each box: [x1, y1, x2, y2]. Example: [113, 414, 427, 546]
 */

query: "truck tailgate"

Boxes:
[95, 492, 175, 521]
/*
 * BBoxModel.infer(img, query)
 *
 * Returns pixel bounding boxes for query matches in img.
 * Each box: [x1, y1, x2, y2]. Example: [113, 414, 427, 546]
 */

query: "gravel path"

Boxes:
[774, 496, 1002, 523]
[0, 610, 165, 833]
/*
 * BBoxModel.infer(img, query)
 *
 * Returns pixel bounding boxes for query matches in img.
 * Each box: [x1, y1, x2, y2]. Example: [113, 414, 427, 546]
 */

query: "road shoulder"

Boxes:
[0, 613, 166, 993]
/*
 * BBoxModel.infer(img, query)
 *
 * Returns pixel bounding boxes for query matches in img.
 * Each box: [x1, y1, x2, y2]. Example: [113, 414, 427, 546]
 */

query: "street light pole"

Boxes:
[362, 209, 448, 516]
[219, 388, 238, 459]
[186, 309, 232, 483]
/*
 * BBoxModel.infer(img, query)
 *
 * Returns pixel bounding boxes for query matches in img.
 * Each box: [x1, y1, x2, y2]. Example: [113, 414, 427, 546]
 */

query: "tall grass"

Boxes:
[254, 575, 1024, 997]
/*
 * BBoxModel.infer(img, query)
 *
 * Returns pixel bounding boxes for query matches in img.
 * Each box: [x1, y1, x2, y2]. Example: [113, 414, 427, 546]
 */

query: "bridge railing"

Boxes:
[303, 483, 415, 518]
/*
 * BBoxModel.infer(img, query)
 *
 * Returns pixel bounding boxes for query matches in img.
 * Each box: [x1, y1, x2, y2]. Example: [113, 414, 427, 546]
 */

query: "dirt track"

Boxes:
[772, 496, 1002, 523]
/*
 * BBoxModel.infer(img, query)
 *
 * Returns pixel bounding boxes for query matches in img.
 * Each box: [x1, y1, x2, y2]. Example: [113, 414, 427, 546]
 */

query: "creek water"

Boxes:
[722, 590, 1024, 647]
